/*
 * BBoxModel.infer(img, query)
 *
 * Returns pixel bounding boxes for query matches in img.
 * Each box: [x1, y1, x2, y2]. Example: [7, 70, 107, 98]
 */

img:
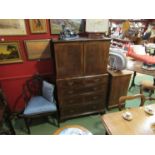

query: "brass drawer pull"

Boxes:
[69, 100, 74, 103]
[68, 90, 74, 94]
[68, 81, 74, 86]
[94, 79, 100, 82]
[92, 96, 97, 100]
[70, 109, 75, 113]
[93, 87, 98, 91]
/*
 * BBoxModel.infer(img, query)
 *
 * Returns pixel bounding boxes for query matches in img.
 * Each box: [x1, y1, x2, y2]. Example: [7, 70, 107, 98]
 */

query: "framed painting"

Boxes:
[29, 19, 47, 33]
[0, 42, 23, 64]
[25, 39, 51, 60]
[86, 19, 109, 33]
[0, 19, 27, 35]
[50, 19, 84, 34]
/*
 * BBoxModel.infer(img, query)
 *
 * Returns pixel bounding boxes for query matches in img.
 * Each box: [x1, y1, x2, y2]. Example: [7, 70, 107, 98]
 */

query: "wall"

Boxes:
[0, 19, 59, 112]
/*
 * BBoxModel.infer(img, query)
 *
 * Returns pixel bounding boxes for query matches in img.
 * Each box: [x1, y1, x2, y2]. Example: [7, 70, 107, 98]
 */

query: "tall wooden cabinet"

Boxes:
[107, 69, 132, 109]
[52, 38, 111, 120]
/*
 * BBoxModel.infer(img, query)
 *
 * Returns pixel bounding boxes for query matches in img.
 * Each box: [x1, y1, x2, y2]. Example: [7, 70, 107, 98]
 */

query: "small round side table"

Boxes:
[53, 125, 92, 135]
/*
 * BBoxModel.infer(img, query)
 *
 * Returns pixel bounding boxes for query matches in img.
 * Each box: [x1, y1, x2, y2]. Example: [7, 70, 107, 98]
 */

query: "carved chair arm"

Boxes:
[118, 94, 145, 111]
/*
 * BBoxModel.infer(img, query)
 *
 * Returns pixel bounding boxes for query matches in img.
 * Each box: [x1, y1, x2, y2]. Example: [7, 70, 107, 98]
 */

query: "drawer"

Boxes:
[60, 104, 85, 117]
[57, 78, 84, 89]
[58, 88, 84, 96]
[85, 102, 104, 112]
[59, 95, 84, 106]
[84, 92, 106, 103]
[59, 102, 105, 119]
[84, 84, 107, 93]
[84, 75, 108, 86]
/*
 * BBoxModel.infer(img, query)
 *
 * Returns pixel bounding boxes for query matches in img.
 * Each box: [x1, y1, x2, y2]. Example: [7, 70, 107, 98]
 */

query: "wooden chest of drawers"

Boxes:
[57, 74, 109, 120]
[52, 38, 110, 120]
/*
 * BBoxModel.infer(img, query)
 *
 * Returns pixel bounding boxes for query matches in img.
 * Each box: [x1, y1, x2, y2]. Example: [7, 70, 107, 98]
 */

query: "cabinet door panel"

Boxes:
[84, 41, 110, 75]
[54, 43, 83, 78]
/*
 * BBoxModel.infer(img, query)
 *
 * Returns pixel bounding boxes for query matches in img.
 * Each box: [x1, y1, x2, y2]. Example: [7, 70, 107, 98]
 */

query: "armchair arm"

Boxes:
[118, 94, 145, 111]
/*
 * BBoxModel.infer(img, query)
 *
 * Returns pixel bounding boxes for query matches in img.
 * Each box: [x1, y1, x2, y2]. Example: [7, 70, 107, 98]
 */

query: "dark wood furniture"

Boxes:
[118, 94, 145, 111]
[107, 69, 132, 109]
[52, 38, 111, 121]
[102, 104, 155, 135]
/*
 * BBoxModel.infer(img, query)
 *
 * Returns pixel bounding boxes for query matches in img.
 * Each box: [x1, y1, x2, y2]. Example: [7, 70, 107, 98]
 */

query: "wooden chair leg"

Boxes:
[6, 116, 16, 135]
[24, 118, 31, 134]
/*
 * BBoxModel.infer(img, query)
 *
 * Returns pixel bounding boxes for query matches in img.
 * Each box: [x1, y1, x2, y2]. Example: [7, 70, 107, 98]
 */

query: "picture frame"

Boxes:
[29, 19, 47, 34]
[50, 19, 84, 34]
[25, 39, 51, 60]
[86, 19, 109, 33]
[0, 42, 23, 64]
[0, 19, 27, 36]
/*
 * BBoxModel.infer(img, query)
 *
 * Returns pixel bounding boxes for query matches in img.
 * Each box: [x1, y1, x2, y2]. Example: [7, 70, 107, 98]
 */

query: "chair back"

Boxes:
[23, 75, 43, 102]
[118, 94, 145, 111]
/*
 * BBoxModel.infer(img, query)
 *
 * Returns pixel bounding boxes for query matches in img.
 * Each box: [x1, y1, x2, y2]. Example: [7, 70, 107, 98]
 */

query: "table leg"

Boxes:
[129, 71, 137, 90]
[153, 78, 155, 86]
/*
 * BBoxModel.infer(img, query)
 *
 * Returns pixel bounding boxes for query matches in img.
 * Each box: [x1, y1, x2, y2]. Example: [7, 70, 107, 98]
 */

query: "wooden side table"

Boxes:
[107, 69, 132, 109]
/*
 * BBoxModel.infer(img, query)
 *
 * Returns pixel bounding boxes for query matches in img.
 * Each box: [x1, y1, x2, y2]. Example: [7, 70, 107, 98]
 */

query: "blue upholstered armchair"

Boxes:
[20, 75, 59, 134]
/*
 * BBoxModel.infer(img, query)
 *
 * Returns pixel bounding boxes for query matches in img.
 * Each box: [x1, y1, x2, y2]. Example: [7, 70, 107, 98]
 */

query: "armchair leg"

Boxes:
[6, 117, 16, 135]
[24, 118, 31, 134]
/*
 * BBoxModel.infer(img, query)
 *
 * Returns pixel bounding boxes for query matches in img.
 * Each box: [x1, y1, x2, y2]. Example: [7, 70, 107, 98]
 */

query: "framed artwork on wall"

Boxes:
[25, 39, 51, 60]
[50, 19, 84, 34]
[0, 42, 23, 64]
[29, 19, 47, 34]
[0, 19, 27, 36]
[86, 19, 109, 33]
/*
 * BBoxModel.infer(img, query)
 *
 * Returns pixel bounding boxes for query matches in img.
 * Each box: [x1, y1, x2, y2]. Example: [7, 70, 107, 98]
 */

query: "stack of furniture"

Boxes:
[52, 38, 111, 121]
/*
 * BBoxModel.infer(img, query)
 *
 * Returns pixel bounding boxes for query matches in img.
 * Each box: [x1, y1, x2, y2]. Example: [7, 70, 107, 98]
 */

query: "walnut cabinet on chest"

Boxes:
[52, 38, 111, 120]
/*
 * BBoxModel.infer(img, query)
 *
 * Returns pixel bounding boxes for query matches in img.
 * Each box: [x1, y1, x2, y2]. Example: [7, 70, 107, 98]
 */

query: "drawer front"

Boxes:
[58, 95, 84, 106]
[85, 102, 104, 112]
[60, 104, 85, 118]
[60, 102, 104, 119]
[84, 74, 108, 86]
[84, 84, 107, 93]
[57, 78, 84, 89]
[84, 92, 107, 104]
[58, 88, 84, 96]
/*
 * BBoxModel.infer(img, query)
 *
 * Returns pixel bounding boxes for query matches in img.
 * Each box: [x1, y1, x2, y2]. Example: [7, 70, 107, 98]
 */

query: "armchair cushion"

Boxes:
[42, 81, 55, 103]
[23, 96, 57, 115]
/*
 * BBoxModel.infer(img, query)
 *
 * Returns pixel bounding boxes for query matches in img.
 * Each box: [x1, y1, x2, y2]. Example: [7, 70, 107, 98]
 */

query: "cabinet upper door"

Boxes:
[84, 41, 110, 75]
[54, 42, 83, 79]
